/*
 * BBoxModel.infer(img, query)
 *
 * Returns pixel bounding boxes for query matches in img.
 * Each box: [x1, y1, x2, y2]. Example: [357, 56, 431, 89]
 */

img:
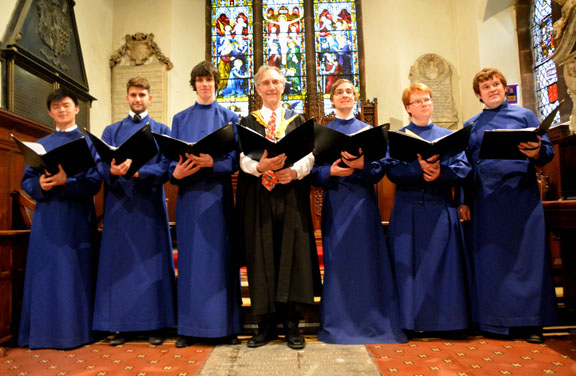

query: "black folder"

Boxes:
[479, 99, 565, 160]
[388, 125, 472, 162]
[314, 123, 389, 164]
[238, 118, 315, 167]
[12, 134, 95, 176]
[85, 122, 158, 178]
[152, 122, 237, 161]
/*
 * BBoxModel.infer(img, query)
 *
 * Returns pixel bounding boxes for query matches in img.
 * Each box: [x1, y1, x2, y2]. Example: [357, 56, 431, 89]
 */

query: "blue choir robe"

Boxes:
[93, 115, 177, 332]
[311, 118, 407, 344]
[462, 102, 557, 334]
[18, 128, 102, 349]
[388, 122, 471, 332]
[169, 101, 242, 337]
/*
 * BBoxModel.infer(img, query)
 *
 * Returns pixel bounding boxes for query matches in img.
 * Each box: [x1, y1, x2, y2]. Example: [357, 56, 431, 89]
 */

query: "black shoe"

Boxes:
[175, 335, 192, 348]
[148, 334, 164, 345]
[285, 328, 305, 349]
[226, 335, 241, 345]
[247, 331, 277, 348]
[524, 332, 544, 344]
[109, 333, 127, 346]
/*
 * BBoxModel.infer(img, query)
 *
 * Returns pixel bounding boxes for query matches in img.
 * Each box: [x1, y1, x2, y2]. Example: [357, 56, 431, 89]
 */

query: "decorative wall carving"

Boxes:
[409, 54, 458, 130]
[552, 0, 576, 134]
[109, 33, 173, 124]
[109, 33, 174, 70]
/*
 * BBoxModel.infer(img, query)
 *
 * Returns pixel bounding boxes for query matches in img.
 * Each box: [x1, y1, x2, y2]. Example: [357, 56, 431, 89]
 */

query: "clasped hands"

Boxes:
[256, 150, 297, 184]
[40, 164, 67, 191]
[172, 153, 213, 180]
[418, 153, 441, 182]
[330, 149, 364, 177]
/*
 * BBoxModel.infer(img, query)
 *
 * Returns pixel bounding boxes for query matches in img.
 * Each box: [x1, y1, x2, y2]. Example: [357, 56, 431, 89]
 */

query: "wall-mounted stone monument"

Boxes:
[109, 33, 173, 124]
[409, 53, 458, 130]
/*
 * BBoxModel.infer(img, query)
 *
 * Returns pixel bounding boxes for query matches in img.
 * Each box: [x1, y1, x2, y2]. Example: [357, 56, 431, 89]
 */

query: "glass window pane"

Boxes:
[314, 0, 360, 116]
[262, 0, 307, 112]
[211, 0, 254, 117]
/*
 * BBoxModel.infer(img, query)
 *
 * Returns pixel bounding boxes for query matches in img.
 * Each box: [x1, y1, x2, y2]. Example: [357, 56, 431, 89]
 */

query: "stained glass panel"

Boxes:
[314, 0, 359, 116]
[211, 0, 254, 116]
[262, 0, 306, 113]
[535, 60, 560, 120]
[531, 0, 559, 121]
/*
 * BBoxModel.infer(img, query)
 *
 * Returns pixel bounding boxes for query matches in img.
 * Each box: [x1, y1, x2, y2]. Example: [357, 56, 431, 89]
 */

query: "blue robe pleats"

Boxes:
[463, 103, 557, 334]
[18, 129, 102, 349]
[388, 122, 471, 332]
[170, 102, 242, 337]
[312, 118, 407, 344]
[93, 116, 177, 332]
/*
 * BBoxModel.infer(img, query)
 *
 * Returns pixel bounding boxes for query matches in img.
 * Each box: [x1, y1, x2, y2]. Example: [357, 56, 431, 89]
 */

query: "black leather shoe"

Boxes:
[226, 335, 241, 345]
[175, 336, 192, 348]
[109, 333, 127, 346]
[148, 335, 164, 345]
[524, 333, 544, 344]
[286, 328, 305, 349]
[247, 332, 277, 348]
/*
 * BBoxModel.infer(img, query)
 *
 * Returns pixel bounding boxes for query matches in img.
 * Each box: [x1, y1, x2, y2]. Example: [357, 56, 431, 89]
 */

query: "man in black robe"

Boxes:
[237, 65, 321, 349]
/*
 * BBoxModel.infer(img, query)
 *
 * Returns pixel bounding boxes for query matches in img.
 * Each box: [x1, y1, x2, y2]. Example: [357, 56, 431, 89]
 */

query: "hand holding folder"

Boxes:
[152, 122, 237, 161]
[238, 119, 315, 167]
[479, 99, 565, 160]
[85, 122, 158, 179]
[12, 134, 95, 176]
[388, 125, 472, 162]
[313, 123, 389, 164]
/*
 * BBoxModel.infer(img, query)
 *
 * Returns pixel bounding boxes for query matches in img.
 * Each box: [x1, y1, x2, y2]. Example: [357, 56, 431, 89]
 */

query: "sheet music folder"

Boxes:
[152, 122, 237, 161]
[479, 99, 565, 160]
[11, 134, 95, 176]
[85, 122, 157, 178]
[388, 125, 472, 162]
[313, 123, 389, 163]
[237, 118, 315, 167]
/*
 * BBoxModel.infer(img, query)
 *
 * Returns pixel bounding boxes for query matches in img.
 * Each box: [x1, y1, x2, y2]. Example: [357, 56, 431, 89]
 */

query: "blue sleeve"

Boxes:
[439, 151, 471, 183]
[136, 123, 170, 186]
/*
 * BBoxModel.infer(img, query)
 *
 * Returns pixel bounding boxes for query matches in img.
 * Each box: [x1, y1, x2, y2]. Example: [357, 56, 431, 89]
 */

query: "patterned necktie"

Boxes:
[261, 111, 279, 191]
[133, 114, 141, 123]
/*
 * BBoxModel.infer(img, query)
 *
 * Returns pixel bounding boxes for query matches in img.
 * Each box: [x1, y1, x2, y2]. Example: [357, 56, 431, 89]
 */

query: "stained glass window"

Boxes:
[262, 0, 306, 114]
[531, 0, 559, 121]
[314, 0, 359, 116]
[210, 0, 361, 117]
[211, 0, 254, 116]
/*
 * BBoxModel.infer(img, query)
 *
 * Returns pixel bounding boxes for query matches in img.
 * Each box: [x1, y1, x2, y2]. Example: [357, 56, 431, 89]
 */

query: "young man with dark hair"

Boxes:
[18, 88, 102, 349]
[92, 77, 176, 346]
[170, 61, 242, 347]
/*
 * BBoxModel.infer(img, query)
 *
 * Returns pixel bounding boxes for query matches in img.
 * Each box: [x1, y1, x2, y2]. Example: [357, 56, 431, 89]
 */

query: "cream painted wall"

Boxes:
[75, 0, 114, 137]
[477, 6, 522, 105]
[0, 0, 523, 134]
[363, 0, 520, 129]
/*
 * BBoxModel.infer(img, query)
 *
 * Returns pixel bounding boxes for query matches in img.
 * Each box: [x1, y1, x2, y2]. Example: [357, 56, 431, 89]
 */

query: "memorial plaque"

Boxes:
[200, 343, 381, 375]
[111, 64, 168, 125]
[409, 54, 458, 130]
[13, 65, 54, 128]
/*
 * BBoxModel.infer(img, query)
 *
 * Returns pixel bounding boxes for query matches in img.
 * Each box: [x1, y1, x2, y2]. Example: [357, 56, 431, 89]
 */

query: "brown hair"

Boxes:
[126, 77, 150, 93]
[329, 79, 358, 101]
[472, 68, 507, 96]
[189, 61, 220, 91]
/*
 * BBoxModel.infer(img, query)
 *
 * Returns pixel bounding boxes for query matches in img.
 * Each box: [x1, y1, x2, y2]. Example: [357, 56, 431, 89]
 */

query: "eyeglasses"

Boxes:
[408, 98, 432, 106]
